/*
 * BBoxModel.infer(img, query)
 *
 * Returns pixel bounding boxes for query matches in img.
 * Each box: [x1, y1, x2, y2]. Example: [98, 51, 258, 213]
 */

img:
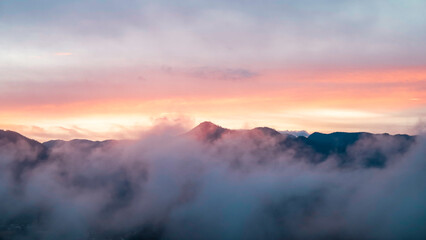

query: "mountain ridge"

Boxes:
[1, 122, 417, 146]
[1, 122, 417, 170]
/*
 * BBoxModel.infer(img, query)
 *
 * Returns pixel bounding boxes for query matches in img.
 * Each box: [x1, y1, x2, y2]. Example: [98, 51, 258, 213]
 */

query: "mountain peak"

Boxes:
[197, 121, 220, 129]
[186, 122, 230, 142]
[251, 127, 281, 136]
[0, 129, 42, 148]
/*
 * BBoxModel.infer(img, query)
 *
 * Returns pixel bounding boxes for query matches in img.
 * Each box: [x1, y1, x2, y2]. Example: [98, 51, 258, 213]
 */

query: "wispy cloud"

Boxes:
[189, 67, 259, 81]
[55, 52, 73, 56]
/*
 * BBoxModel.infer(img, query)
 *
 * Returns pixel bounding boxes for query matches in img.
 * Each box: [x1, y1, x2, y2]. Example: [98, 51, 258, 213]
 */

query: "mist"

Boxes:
[0, 122, 425, 240]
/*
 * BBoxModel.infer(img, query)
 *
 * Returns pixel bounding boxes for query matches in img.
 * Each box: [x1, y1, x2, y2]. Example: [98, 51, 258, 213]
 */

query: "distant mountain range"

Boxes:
[187, 121, 415, 166]
[0, 122, 416, 178]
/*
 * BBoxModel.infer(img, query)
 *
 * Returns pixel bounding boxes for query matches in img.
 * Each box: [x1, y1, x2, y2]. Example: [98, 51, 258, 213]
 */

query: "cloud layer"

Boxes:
[2, 0, 426, 68]
[0, 123, 425, 239]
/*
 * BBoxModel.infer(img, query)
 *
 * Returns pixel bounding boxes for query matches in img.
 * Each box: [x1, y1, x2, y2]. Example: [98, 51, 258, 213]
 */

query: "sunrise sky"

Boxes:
[1, 0, 425, 141]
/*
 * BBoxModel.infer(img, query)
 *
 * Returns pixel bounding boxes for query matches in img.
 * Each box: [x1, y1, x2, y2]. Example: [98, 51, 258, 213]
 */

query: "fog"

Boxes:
[0, 123, 425, 240]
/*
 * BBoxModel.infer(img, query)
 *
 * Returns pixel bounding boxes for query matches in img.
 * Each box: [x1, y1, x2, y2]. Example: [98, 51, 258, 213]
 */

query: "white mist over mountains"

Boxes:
[0, 122, 425, 240]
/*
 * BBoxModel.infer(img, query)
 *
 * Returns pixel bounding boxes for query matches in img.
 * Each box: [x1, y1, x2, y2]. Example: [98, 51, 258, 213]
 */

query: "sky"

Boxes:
[1, 0, 425, 141]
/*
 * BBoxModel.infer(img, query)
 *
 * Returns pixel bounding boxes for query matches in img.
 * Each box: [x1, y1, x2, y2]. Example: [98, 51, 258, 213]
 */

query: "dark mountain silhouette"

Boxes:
[305, 132, 415, 167]
[0, 129, 48, 180]
[0, 130, 45, 151]
[185, 122, 416, 168]
[308, 132, 367, 153]
[43, 139, 116, 150]
[0, 123, 417, 171]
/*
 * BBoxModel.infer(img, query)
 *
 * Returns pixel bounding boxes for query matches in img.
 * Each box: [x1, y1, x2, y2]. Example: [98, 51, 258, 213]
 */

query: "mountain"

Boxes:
[185, 121, 233, 142]
[0, 123, 417, 170]
[0, 129, 48, 180]
[43, 139, 116, 150]
[185, 122, 416, 168]
[186, 122, 287, 142]
[0, 129, 44, 149]
[305, 132, 415, 167]
[248, 127, 283, 137]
